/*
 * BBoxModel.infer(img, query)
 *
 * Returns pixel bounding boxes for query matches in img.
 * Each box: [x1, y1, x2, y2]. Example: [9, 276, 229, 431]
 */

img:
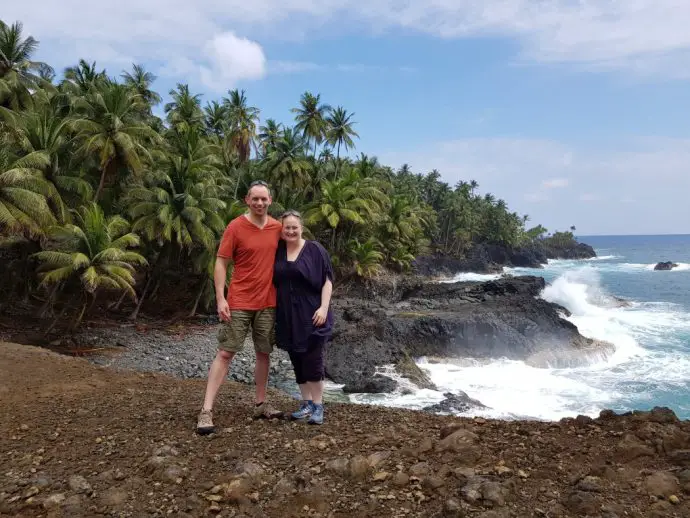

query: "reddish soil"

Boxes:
[2, 341, 690, 518]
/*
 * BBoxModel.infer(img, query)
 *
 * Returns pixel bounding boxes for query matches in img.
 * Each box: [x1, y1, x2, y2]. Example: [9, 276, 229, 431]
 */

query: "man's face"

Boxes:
[245, 186, 272, 216]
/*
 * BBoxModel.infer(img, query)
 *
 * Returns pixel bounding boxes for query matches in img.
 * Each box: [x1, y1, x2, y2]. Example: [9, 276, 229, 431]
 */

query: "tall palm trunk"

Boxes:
[335, 140, 341, 179]
[129, 271, 154, 320]
[188, 278, 207, 317]
[94, 164, 108, 202]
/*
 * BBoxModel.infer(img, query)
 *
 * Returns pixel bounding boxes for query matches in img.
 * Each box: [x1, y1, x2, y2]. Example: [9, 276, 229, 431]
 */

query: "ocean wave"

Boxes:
[586, 255, 622, 261]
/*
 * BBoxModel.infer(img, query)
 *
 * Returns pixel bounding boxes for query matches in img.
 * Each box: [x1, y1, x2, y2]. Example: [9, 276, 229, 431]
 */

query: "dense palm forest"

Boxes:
[0, 20, 570, 328]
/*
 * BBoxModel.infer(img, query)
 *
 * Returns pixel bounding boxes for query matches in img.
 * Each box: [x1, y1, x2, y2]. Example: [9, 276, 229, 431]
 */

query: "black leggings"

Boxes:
[288, 339, 326, 384]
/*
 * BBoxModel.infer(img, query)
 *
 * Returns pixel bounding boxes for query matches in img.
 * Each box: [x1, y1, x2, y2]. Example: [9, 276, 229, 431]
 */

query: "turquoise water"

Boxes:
[349, 234, 690, 421]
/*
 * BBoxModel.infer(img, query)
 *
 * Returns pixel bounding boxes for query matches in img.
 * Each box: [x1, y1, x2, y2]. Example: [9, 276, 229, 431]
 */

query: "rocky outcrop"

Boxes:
[423, 391, 487, 414]
[654, 261, 679, 271]
[342, 374, 398, 394]
[413, 239, 597, 277]
[327, 276, 613, 392]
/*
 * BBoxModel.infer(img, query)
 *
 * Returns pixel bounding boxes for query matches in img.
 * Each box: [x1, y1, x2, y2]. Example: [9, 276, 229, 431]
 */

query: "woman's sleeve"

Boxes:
[314, 241, 334, 284]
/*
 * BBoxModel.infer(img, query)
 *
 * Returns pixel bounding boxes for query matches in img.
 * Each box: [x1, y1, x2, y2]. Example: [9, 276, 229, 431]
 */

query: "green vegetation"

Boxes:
[0, 19, 568, 325]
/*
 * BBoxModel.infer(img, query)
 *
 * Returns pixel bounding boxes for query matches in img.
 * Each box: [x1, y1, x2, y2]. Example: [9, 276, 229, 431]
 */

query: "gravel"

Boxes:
[68, 321, 300, 397]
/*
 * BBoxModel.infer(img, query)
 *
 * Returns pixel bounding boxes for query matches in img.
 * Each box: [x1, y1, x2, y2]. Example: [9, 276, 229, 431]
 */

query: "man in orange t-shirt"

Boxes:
[197, 181, 283, 435]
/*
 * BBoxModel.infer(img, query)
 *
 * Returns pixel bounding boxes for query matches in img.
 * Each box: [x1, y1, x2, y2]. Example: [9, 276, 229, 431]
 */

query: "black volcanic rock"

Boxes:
[342, 374, 398, 394]
[327, 276, 612, 393]
[423, 391, 487, 414]
[654, 261, 678, 271]
[413, 239, 596, 278]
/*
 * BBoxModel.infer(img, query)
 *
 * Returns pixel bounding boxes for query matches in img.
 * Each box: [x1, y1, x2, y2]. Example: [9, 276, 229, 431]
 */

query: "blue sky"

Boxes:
[6, 1, 690, 235]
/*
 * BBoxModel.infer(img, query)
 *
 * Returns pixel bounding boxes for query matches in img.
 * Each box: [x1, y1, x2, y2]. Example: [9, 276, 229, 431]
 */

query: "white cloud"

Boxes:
[198, 32, 266, 92]
[5, 1, 690, 82]
[374, 137, 690, 235]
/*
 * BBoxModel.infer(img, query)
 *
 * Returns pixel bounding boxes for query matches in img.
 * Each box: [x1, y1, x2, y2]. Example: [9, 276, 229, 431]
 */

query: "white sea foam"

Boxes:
[439, 271, 504, 283]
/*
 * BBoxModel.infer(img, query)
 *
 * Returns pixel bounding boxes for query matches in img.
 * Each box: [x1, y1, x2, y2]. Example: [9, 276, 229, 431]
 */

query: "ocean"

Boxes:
[346, 234, 690, 421]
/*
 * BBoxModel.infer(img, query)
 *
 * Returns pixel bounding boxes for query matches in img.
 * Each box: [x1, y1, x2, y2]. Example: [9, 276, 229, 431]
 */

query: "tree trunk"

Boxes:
[110, 290, 127, 310]
[335, 141, 341, 179]
[71, 294, 89, 331]
[45, 300, 70, 336]
[94, 165, 108, 202]
[129, 272, 154, 320]
[188, 279, 207, 317]
[38, 283, 61, 318]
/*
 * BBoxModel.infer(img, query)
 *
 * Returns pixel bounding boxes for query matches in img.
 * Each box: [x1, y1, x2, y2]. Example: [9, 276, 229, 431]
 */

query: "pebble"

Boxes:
[83, 326, 297, 392]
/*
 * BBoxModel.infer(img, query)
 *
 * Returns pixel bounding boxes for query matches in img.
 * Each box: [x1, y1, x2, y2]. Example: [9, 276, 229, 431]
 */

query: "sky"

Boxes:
[5, 1, 690, 235]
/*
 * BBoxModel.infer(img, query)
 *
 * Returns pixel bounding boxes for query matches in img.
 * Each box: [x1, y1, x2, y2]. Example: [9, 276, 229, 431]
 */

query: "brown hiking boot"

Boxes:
[253, 402, 283, 420]
[196, 409, 215, 435]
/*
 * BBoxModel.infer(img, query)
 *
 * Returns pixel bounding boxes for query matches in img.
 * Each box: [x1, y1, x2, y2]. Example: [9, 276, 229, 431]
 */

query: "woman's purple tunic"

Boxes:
[273, 240, 334, 353]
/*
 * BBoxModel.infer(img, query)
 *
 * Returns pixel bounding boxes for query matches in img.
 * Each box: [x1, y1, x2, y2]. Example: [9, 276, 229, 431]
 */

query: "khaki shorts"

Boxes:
[218, 309, 275, 354]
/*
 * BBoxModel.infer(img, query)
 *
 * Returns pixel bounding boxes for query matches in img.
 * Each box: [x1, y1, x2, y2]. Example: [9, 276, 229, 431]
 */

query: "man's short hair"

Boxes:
[247, 180, 271, 197]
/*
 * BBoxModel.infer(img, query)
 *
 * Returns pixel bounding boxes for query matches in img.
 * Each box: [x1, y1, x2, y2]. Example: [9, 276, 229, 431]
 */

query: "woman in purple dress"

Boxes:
[273, 210, 334, 425]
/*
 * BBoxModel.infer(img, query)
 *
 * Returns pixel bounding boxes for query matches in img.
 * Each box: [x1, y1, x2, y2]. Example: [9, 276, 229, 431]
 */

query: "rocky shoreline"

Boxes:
[412, 240, 597, 277]
[0, 237, 606, 417]
[0, 271, 614, 419]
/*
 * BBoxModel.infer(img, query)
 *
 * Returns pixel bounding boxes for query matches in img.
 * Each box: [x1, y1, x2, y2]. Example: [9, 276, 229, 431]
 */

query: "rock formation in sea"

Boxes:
[412, 239, 597, 277]
[654, 261, 679, 271]
[327, 275, 613, 393]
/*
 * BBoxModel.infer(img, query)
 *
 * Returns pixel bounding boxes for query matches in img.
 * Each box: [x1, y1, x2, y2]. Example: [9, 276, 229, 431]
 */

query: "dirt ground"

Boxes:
[2, 342, 690, 518]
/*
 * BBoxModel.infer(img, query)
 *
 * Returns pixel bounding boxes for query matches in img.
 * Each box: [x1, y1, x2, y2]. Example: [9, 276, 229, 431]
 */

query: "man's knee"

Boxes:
[216, 349, 235, 363]
[255, 351, 270, 364]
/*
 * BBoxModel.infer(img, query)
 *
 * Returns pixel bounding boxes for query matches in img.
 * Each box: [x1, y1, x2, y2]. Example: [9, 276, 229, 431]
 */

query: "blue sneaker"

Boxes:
[308, 404, 324, 425]
[291, 400, 313, 420]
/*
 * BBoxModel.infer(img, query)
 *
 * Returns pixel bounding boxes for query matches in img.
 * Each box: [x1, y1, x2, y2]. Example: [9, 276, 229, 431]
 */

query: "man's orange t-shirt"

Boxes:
[217, 215, 282, 310]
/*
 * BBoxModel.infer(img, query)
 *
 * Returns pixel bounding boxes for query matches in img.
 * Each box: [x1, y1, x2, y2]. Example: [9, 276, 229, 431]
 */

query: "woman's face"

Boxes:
[281, 215, 302, 243]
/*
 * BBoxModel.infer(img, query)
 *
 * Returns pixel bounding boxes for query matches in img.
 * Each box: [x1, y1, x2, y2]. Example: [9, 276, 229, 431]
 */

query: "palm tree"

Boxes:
[223, 89, 260, 163]
[325, 106, 359, 178]
[0, 20, 54, 110]
[70, 83, 160, 202]
[124, 127, 226, 319]
[291, 92, 331, 157]
[304, 171, 384, 251]
[165, 83, 203, 130]
[257, 119, 282, 157]
[0, 143, 55, 237]
[263, 127, 311, 196]
[1, 93, 90, 221]
[121, 64, 162, 115]
[203, 101, 227, 137]
[33, 203, 147, 329]
[347, 237, 384, 278]
[126, 128, 226, 250]
[61, 59, 108, 95]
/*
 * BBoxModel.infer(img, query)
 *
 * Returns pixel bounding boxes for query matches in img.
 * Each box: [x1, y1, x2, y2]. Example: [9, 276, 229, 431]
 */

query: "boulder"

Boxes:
[654, 261, 678, 271]
[423, 391, 487, 414]
[342, 374, 397, 394]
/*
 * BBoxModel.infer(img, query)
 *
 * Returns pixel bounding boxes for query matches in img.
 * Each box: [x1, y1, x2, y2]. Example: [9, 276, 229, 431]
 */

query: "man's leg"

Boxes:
[251, 308, 282, 419]
[197, 311, 250, 434]
[201, 349, 235, 411]
[254, 351, 270, 404]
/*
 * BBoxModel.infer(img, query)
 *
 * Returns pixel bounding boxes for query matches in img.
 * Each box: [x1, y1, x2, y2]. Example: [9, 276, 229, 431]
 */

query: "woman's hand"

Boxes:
[312, 306, 328, 327]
